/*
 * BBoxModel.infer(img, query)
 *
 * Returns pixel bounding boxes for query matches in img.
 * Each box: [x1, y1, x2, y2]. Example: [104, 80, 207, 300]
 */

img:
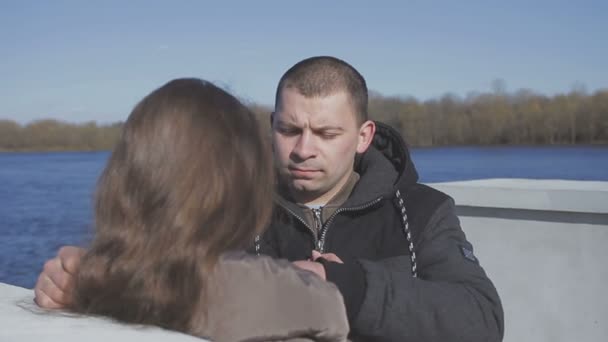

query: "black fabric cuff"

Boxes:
[324, 260, 367, 323]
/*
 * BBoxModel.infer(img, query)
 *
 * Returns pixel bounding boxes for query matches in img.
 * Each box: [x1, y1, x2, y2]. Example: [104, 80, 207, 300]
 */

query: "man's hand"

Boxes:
[292, 251, 345, 280]
[292, 260, 327, 280]
[312, 250, 344, 264]
[34, 246, 85, 309]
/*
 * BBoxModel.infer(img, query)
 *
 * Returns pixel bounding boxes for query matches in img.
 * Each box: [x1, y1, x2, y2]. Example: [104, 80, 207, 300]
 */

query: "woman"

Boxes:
[71, 78, 349, 341]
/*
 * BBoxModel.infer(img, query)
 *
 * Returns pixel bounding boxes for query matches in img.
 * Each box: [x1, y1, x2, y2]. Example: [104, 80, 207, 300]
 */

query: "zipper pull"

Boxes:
[312, 208, 323, 232]
[311, 208, 323, 251]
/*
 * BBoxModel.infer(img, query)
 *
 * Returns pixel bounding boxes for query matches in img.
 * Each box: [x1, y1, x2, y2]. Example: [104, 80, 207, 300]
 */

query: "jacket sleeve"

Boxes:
[328, 199, 504, 342]
[206, 256, 350, 342]
[257, 230, 280, 258]
[247, 221, 281, 257]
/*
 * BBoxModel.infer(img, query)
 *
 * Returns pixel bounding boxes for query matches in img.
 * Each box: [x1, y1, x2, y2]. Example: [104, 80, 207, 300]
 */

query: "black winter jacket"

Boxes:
[258, 122, 504, 342]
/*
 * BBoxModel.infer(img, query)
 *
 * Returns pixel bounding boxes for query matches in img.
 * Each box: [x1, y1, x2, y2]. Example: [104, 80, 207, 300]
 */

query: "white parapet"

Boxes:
[0, 282, 207, 342]
[1, 179, 606, 341]
[427, 178, 608, 342]
[429, 178, 608, 214]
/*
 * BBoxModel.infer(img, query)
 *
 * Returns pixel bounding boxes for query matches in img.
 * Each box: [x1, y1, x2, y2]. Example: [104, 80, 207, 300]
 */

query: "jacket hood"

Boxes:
[344, 121, 418, 206]
[367, 121, 418, 186]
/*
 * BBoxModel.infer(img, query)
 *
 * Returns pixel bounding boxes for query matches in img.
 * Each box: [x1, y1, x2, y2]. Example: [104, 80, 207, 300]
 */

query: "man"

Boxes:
[35, 56, 504, 341]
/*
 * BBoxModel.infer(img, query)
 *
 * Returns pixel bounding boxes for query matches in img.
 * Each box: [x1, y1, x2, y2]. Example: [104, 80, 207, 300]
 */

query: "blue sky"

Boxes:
[1, 0, 607, 124]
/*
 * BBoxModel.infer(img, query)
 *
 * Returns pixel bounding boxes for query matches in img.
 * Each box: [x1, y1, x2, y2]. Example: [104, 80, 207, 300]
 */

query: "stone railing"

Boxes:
[0, 282, 206, 341]
[1, 179, 606, 341]
[429, 179, 608, 342]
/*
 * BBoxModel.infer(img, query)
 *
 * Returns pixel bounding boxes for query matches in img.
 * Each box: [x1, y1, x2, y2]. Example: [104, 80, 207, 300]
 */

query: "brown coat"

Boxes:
[190, 252, 349, 342]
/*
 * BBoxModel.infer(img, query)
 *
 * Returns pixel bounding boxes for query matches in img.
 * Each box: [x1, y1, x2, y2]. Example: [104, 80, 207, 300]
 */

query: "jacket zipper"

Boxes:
[311, 208, 323, 250]
[317, 197, 383, 253]
[280, 197, 384, 253]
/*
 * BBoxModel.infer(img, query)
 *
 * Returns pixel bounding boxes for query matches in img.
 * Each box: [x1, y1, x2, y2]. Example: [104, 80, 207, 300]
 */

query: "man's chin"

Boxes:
[287, 182, 327, 204]
[289, 179, 320, 193]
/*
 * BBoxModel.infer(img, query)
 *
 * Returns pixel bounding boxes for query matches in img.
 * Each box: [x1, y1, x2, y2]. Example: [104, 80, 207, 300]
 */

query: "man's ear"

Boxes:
[270, 112, 275, 127]
[356, 120, 376, 154]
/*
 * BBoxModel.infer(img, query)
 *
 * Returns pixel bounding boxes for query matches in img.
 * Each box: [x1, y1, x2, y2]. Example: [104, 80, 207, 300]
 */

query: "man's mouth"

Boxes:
[288, 167, 320, 178]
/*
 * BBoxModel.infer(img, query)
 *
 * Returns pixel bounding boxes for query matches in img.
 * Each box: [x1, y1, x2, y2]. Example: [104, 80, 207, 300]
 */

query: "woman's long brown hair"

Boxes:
[71, 78, 274, 332]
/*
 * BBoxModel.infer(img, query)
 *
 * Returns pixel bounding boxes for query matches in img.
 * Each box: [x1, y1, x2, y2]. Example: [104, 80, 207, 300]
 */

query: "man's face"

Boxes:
[272, 88, 370, 205]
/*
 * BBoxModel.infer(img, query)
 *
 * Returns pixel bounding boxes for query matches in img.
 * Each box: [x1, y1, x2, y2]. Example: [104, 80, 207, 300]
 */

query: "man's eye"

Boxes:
[278, 127, 299, 135]
[321, 133, 339, 139]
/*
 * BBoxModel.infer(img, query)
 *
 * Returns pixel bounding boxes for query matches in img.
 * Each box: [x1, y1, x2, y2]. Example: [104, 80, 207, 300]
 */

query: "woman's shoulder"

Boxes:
[202, 251, 349, 342]
[218, 251, 327, 286]
[212, 251, 344, 304]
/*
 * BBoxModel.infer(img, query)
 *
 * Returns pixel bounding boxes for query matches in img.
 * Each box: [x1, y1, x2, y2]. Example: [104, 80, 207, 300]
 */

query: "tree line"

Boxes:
[1, 88, 607, 152]
[367, 88, 608, 146]
[0, 120, 122, 151]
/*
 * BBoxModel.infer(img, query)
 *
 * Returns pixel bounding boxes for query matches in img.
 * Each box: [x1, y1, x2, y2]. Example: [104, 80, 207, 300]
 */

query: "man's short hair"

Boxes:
[275, 56, 368, 125]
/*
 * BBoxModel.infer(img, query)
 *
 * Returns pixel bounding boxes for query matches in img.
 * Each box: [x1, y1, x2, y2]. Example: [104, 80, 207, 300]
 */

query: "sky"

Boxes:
[1, 0, 607, 124]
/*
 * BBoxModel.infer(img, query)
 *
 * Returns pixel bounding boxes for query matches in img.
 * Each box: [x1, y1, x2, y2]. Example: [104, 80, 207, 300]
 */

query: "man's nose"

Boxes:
[291, 131, 316, 161]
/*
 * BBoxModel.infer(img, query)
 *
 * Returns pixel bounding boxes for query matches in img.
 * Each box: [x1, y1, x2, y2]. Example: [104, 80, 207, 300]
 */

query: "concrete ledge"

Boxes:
[423, 179, 608, 342]
[455, 205, 608, 225]
[0, 282, 206, 342]
[429, 178, 608, 214]
[459, 216, 608, 342]
[2, 179, 606, 342]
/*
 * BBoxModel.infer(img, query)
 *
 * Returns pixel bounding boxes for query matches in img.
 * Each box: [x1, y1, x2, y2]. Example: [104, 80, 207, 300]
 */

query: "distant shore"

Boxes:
[3, 87, 607, 150]
[2, 143, 607, 154]
[0, 147, 110, 153]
